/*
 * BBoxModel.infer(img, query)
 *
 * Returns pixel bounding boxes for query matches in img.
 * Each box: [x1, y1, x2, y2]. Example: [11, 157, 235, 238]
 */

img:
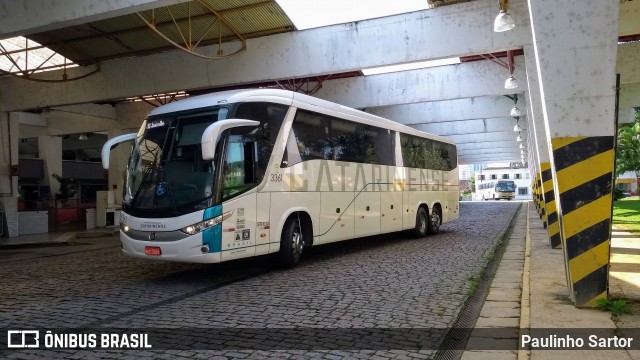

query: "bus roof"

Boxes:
[146, 88, 455, 146]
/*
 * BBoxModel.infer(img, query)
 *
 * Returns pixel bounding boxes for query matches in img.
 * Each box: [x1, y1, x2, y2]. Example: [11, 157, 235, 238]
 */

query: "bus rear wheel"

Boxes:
[279, 216, 304, 268]
[414, 207, 428, 238]
[427, 206, 441, 235]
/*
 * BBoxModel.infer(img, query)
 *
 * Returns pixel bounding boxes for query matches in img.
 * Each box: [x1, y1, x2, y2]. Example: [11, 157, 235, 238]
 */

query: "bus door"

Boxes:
[219, 135, 259, 261]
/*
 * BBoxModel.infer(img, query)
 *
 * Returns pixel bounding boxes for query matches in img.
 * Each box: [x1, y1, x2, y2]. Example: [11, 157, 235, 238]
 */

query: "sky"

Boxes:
[275, 0, 430, 30]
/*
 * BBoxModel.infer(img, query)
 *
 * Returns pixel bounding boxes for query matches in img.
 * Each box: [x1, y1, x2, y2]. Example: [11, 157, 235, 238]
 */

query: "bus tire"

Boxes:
[279, 216, 304, 268]
[414, 207, 428, 238]
[427, 206, 441, 235]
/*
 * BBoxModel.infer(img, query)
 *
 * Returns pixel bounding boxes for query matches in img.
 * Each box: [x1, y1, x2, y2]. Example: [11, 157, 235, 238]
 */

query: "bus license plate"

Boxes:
[144, 246, 162, 256]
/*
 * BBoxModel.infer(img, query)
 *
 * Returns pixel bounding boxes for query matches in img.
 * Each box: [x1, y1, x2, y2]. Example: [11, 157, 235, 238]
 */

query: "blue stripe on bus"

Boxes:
[203, 205, 222, 220]
[202, 205, 222, 253]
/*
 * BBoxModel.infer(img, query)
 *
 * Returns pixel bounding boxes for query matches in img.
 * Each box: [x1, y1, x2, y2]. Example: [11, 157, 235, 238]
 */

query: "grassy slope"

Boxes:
[613, 198, 640, 232]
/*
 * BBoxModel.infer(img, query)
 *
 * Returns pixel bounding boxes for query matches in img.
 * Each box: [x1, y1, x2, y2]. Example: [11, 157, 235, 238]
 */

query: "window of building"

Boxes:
[491, 174, 497, 180]
[479, 175, 485, 180]
[502, 174, 509, 179]
[518, 187, 528, 195]
[515, 173, 522, 179]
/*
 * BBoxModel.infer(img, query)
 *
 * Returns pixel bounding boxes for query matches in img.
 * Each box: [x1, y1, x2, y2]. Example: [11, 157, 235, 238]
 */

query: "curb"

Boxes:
[518, 202, 532, 360]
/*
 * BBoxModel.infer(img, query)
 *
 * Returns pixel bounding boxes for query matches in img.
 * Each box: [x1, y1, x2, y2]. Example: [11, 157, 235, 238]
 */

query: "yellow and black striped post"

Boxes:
[533, 173, 542, 218]
[540, 162, 561, 248]
[552, 136, 613, 307]
[531, 175, 537, 213]
[537, 177, 544, 219]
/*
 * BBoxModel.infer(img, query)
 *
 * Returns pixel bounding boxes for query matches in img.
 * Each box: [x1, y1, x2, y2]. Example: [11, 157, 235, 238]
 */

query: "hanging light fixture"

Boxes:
[494, 0, 516, 32]
[504, 49, 518, 89]
[505, 75, 519, 89]
[519, 143, 524, 149]
[517, 132, 523, 142]
[78, 133, 88, 141]
[513, 121, 522, 132]
[511, 95, 523, 119]
[510, 105, 522, 117]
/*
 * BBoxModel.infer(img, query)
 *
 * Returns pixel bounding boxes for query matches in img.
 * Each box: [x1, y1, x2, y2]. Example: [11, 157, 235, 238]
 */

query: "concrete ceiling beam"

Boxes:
[0, 0, 185, 39]
[0, 0, 533, 111]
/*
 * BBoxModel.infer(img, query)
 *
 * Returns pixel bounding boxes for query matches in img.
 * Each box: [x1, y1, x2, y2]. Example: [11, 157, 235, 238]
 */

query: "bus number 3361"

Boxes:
[102, 89, 459, 267]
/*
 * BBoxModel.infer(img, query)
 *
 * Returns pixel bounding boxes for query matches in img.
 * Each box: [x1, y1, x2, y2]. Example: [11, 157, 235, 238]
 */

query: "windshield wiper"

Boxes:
[130, 164, 154, 208]
[130, 139, 163, 208]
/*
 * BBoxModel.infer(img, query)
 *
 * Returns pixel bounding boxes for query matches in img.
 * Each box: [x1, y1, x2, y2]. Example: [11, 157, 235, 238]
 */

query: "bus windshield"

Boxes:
[496, 181, 516, 192]
[124, 108, 228, 214]
[123, 102, 288, 217]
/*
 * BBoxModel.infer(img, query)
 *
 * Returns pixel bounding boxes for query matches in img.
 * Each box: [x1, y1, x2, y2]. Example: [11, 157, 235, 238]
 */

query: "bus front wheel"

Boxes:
[427, 206, 441, 235]
[279, 216, 304, 268]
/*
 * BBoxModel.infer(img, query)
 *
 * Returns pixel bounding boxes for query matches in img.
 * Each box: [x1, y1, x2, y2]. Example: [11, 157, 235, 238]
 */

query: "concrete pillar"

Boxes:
[38, 135, 62, 198]
[524, 45, 561, 249]
[528, 0, 619, 307]
[0, 111, 19, 236]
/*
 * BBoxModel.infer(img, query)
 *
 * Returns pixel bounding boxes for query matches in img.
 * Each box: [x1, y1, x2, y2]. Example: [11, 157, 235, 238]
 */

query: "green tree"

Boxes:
[616, 110, 640, 194]
[471, 172, 476, 193]
[51, 173, 76, 204]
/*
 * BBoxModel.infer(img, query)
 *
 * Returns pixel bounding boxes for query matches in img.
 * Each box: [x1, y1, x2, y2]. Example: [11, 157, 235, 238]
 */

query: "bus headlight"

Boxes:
[120, 223, 130, 233]
[181, 216, 221, 235]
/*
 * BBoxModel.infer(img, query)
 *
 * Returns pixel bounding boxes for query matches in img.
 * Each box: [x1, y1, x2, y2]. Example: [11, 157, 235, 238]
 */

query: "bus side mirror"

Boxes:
[101, 133, 137, 169]
[201, 119, 260, 160]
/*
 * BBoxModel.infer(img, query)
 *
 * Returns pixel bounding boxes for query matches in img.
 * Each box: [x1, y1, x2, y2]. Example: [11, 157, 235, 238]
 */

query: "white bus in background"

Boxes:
[102, 89, 459, 267]
[478, 180, 516, 200]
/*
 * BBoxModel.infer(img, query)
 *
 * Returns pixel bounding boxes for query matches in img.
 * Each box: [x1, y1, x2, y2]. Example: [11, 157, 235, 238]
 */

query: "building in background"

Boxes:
[471, 163, 487, 174]
[459, 164, 471, 180]
[616, 171, 638, 196]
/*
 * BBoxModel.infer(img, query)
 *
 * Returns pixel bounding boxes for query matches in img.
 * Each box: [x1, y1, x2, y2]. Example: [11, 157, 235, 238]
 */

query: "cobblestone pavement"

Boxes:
[1, 202, 520, 359]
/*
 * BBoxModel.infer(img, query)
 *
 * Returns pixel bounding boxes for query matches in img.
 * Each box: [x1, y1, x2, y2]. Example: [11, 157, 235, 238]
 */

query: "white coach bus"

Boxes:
[102, 89, 459, 267]
[478, 180, 516, 200]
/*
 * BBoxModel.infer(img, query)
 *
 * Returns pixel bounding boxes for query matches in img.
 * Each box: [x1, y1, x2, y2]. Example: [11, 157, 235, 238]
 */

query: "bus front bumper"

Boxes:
[496, 192, 516, 199]
[120, 232, 222, 263]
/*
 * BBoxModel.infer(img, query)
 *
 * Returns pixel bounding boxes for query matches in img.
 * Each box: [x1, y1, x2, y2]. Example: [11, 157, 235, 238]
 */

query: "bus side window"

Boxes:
[234, 102, 287, 177]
